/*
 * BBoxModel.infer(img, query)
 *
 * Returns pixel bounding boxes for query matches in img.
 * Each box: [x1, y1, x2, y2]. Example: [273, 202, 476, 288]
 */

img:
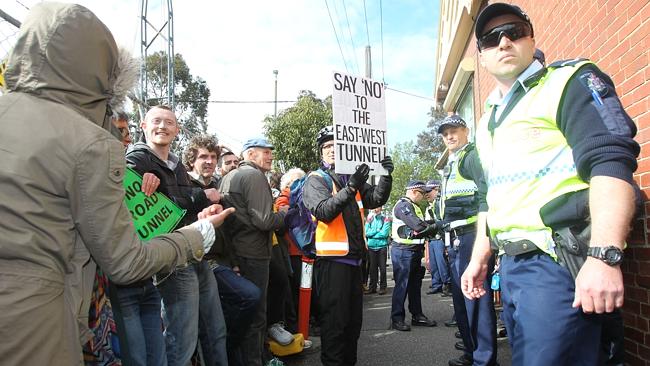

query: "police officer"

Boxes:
[390, 180, 438, 331]
[462, 4, 639, 366]
[438, 115, 496, 366]
[424, 179, 452, 297]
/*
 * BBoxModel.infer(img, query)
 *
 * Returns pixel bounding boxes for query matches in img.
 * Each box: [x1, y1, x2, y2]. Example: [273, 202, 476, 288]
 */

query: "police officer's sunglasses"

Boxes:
[478, 22, 533, 51]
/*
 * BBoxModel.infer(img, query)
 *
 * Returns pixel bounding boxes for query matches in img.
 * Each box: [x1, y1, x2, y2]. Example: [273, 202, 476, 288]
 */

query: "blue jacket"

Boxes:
[365, 214, 391, 250]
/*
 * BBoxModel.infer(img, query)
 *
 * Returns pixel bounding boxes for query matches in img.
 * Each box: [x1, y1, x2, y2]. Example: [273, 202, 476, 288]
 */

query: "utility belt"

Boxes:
[500, 239, 543, 257]
[496, 223, 590, 280]
[444, 223, 476, 250]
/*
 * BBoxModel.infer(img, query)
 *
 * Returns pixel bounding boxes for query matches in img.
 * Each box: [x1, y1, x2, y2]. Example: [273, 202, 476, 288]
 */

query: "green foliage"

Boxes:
[414, 107, 448, 166]
[142, 51, 211, 152]
[386, 141, 440, 212]
[264, 90, 332, 172]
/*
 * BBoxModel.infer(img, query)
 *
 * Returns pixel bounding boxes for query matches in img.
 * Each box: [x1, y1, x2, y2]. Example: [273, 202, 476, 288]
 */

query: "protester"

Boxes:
[0, 4, 232, 365]
[302, 126, 392, 365]
[219, 137, 287, 366]
[184, 134, 262, 366]
[364, 207, 391, 295]
[390, 180, 438, 331]
[127, 106, 228, 366]
[462, 3, 639, 365]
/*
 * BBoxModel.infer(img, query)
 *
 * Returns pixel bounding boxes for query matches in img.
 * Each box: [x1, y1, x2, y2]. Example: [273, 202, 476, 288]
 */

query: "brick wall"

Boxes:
[462, 0, 650, 364]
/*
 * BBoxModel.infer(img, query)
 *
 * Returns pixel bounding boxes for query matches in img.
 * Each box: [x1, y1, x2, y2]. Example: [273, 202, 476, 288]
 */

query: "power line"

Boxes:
[362, 0, 370, 45]
[380, 0, 385, 83]
[324, 0, 349, 73]
[342, 0, 360, 75]
[386, 86, 435, 102]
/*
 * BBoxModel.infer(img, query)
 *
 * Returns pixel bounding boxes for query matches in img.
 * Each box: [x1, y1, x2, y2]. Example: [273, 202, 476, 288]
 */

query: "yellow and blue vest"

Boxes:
[475, 60, 592, 256]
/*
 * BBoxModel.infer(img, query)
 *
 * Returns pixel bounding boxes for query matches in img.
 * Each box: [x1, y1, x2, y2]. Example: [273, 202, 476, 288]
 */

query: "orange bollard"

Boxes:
[298, 256, 314, 339]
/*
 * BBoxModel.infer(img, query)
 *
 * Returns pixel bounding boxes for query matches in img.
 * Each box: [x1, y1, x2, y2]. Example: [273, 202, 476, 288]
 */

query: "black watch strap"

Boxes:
[587, 246, 624, 266]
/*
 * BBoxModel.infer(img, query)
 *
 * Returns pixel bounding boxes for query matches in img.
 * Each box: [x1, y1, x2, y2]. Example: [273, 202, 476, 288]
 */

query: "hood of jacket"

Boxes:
[4, 2, 139, 132]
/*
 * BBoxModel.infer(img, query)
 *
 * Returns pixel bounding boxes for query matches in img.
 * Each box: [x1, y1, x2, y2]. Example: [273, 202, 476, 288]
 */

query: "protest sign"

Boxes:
[332, 71, 388, 175]
[123, 168, 186, 241]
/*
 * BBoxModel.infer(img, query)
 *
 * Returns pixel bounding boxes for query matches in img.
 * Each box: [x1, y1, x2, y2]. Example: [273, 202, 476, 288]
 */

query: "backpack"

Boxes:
[284, 169, 332, 257]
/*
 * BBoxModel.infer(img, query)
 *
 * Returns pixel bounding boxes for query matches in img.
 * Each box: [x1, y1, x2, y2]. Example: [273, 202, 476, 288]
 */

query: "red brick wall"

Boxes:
[462, 1, 650, 364]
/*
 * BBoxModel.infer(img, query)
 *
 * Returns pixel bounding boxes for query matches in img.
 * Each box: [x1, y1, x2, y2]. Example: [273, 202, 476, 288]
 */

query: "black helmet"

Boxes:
[316, 126, 334, 148]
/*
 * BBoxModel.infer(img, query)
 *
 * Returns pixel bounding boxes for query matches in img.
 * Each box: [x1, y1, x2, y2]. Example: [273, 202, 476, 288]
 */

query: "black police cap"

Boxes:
[474, 3, 533, 39]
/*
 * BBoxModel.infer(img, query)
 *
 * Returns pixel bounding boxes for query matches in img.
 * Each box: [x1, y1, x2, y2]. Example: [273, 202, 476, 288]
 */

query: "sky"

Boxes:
[1, 0, 440, 153]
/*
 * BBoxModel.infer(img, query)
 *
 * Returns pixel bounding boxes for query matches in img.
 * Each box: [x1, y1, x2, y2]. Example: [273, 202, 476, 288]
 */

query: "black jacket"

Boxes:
[303, 167, 392, 260]
[125, 142, 210, 228]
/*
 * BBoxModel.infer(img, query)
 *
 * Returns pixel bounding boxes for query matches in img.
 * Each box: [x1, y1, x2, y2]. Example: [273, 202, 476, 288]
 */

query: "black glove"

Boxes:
[380, 155, 394, 174]
[433, 221, 450, 232]
[348, 163, 370, 190]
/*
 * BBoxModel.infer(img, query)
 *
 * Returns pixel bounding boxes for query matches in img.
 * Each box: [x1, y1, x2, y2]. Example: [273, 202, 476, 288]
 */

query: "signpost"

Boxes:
[332, 71, 388, 175]
[123, 168, 186, 240]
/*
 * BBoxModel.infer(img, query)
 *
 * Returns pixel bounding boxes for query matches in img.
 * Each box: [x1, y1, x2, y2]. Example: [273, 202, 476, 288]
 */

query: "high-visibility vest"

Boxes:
[475, 60, 592, 256]
[391, 198, 425, 245]
[440, 144, 478, 227]
[314, 175, 363, 257]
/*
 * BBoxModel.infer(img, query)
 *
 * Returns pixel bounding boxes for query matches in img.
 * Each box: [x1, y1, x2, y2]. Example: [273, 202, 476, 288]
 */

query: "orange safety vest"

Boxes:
[314, 182, 363, 257]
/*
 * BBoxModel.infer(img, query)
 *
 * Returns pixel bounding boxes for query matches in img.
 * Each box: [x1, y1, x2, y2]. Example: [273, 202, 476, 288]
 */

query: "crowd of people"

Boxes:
[0, 2, 642, 366]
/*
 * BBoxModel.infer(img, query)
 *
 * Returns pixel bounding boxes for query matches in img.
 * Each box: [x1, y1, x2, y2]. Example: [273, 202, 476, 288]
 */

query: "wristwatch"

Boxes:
[586, 246, 624, 266]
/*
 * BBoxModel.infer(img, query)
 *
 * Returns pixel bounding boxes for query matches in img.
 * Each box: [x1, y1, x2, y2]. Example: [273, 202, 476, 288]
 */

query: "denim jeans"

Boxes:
[236, 257, 270, 366]
[428, 239, 450, 290]
[390, 244, 425, 322]
[158, 261, 227, 366]
[213, 264, 261, 366]
[112, 279, 166, 366]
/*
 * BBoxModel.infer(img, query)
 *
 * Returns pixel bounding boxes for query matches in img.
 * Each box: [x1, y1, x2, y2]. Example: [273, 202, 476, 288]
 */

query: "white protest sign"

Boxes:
[332, 71, 388, 175]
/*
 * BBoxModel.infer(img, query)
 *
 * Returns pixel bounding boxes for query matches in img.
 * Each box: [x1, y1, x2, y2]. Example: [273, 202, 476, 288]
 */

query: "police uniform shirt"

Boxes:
[483, 59, 639, 186]
[393, 198, 428, 247]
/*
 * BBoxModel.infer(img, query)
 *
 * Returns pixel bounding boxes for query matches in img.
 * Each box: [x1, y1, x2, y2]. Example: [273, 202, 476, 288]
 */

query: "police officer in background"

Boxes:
[462, 3, 639, 366]
[390, 180, 438, 331]
[438, 115, 496, 366]
[424, 180, 452, 297]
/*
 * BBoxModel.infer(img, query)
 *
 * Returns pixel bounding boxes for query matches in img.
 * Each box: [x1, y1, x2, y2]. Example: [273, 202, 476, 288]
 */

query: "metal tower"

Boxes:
[139, 0, 174, 118]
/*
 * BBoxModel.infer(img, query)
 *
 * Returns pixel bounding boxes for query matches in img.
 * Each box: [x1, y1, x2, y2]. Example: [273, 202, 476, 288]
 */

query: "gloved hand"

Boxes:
[348, 163, 370, 191]
[433, 220, 450, 232]
[380, 155, 394, 174]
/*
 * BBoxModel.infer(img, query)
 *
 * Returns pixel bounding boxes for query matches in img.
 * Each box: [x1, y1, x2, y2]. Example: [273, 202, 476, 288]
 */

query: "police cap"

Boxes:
[475, 3, 533, 39]
[437, 114, 467, 134]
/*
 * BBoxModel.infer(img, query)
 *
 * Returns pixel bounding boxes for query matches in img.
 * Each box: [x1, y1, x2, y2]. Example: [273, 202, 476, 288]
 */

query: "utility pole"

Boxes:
[365, 46, 372, 79]
[139, 0, 175, 120]
[365, 45, 377, 186]
[273, 69, 278, 118]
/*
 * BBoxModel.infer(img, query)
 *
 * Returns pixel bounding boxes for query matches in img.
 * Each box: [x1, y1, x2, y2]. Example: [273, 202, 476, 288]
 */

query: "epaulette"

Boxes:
[548, 58, 589, 68]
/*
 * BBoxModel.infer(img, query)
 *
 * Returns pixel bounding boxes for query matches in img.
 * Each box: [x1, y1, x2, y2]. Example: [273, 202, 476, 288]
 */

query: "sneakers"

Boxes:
[303, 339, 313, 349]
[268, 323, 293, 346]
[266, 357, 285, 366]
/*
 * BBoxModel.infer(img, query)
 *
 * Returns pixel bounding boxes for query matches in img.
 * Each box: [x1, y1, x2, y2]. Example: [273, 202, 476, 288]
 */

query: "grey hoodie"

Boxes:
[0, 3, 204, 365]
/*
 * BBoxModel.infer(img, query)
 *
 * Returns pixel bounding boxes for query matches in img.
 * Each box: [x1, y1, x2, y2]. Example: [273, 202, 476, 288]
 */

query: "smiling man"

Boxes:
[462, 3, 640, 366]
[437, 115, 495, 366]
[127, 106, 227, 366]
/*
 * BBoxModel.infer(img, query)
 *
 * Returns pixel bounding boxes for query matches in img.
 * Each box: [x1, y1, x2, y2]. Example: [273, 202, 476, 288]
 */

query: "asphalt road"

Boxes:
[282, 264, 512, 366]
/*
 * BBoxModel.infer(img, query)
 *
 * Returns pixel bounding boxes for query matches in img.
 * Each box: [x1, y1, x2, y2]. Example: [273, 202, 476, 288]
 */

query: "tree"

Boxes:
[386, 141, 440, 211]
[264, 90, 332, 172]
[140, 51, 211, 152]
[414, 107, 448, 167]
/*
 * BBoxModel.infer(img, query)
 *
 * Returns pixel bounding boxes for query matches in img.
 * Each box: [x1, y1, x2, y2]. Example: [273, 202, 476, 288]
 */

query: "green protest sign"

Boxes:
[123, 168, 186, 241]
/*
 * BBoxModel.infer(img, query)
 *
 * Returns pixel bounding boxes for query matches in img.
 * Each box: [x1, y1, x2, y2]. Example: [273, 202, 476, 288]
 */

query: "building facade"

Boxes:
[434, 0, 650, 364]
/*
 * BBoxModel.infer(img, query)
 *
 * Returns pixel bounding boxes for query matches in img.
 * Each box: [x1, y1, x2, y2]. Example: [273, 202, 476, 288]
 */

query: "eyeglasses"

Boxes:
[478, 22, 532, 51]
